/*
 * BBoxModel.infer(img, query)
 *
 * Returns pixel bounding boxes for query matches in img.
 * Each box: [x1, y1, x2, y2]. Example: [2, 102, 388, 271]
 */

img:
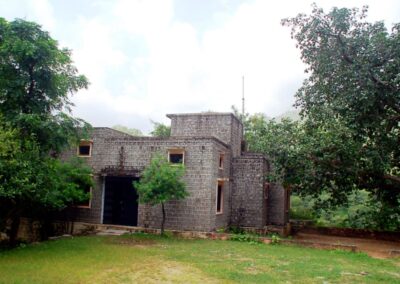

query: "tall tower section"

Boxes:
[167, 112, 243, 157]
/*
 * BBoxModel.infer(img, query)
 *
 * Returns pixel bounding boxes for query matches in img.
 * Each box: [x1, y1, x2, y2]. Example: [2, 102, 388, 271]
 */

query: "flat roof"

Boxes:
[166, 112, 242, 125]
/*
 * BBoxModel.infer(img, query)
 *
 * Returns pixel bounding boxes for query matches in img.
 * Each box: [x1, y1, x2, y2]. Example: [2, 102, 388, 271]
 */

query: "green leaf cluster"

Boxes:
[112, 125, 142, 136]
[280, 5, 400, 229]
[150, 121, 171, 137]
[134, 154, 187, 234]
[0, 18, 92, 241]
[237, 5, 399, 230]
[134, 154, 187, 205]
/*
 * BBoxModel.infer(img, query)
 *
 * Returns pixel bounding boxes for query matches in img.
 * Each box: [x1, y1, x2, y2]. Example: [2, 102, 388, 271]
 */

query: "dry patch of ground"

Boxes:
[91, 258, 225, 284]
[105, 235, 157, 247]
[294, 232, 400, 258]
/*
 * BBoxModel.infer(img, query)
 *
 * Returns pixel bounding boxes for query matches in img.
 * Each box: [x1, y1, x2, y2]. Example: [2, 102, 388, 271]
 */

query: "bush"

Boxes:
[229, 233, 259, 245]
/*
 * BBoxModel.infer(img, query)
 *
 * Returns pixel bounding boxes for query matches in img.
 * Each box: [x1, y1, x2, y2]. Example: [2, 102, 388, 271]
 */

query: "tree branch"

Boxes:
[383, 174, 400, 184]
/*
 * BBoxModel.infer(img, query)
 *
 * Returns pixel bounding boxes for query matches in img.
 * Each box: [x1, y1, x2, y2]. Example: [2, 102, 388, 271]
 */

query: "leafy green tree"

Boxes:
[280, 5, 400, 229]
[243, 110, 399, 229]
[0, 18, 92, 243]
[134, 155, 187, 235]
[0, 18, 90, 153]
[0, 118, 93, 242]
[150, 121, 171, 137]
[112, 125, 142, 136]
[282, 5, 400, 189]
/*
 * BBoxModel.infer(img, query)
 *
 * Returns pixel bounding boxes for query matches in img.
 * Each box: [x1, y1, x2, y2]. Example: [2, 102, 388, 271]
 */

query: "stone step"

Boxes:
[96, 229, 129, 236]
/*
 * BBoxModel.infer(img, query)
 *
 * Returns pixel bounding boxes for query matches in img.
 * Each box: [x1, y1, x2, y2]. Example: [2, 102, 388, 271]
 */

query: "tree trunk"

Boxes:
[9, 216, 20, 247]
[161, 202, 165, 235]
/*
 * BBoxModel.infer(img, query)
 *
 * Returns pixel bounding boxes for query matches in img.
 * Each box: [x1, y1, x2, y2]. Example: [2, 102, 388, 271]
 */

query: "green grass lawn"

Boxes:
[0, 234, 399, 283]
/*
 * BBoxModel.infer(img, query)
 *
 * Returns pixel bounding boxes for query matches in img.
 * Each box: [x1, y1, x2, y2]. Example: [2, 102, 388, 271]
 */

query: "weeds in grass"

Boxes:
[268, 234, 282, 244]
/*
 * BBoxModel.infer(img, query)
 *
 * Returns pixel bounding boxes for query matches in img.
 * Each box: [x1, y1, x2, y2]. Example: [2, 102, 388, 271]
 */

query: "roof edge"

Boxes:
[166, 112, 242, 126]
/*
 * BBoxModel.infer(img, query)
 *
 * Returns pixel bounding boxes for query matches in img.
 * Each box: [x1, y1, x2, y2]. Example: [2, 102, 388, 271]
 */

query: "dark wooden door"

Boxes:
[103, 176, 139, 226]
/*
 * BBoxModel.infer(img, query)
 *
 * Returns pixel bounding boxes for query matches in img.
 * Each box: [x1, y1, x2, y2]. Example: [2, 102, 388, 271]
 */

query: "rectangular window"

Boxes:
[76, 185, 92, 208]
[219, 153, 224, 169]
[77, 140, 92, 157]
[168, 149, 185, 164]
[216, 180, 223, 214]
[264, 182, 270, 200]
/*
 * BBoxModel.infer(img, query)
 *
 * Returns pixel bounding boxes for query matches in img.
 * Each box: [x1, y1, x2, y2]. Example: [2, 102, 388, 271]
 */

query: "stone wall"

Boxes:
[61, 127, 230, 232]
[229, 115, 243, 157]
[168, 113, 243, 157]
[136, 138, 231, 231]
[212, 143, 232, 230]
[267, 184, 289, 226]
[231, 153, 267, 228]
[59, 112, 289, 232]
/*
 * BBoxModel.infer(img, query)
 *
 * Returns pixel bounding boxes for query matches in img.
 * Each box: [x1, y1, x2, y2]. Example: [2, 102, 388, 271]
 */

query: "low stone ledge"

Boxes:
[281, 239, 357, 252]
[48, 234, 73, 240]
[291, 223, 400, 242]
[390, 250, 400, 257]
[73, 222, 360, 253]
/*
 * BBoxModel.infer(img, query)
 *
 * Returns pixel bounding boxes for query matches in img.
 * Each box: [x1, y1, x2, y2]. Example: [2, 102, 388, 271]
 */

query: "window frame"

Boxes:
[219, 153, 224, 169]
[168, 148, 185, 165]
[216, 180, 224, 214]
[77, 140, 93, 157]
[76, 186, 92, 209]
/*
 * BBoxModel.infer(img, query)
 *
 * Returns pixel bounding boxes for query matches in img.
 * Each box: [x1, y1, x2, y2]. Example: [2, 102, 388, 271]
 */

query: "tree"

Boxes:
[134, 155, 187, 235]
[241, 103, 400, 229]
[150, 121, 171, 137]
[281, 5, 400, 229]
[0, 18, 92, 244]
[0, 18, 90, 153]
[112, 125, 142, 136]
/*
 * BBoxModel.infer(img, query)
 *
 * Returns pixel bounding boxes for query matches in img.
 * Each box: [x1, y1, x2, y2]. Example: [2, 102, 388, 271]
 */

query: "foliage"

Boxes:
[229, 233, 259, 245]
[291, 190, 400, 231]
[289, 194, 316, 221]
[134, 154, 187, 234]
[227, 225, 246, 235]
[240, 106, 399, 229]
[112, 125, 142, 136]
[0, 18, 92, 243]
[150, 121, 171, 137]
[0, 117, 93, 228]
[268, 233, 282, 244]
[233, 5, 400, 230]
[281, 5, 400, 226]
[0, 18, 90, 153]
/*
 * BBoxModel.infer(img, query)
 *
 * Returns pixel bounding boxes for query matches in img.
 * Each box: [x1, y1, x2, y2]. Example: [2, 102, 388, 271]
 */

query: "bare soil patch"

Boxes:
[294, 232, 400, 258]
[105, 236, 157, 247]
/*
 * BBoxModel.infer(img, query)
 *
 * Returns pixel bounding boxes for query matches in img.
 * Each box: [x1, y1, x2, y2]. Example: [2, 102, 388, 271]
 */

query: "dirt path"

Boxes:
[294, 233, 400, 258]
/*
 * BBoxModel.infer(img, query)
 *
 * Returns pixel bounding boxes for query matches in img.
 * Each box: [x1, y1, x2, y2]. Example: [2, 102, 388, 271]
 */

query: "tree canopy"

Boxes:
[236, 5, 400, 230]
[0, 18, 90, 153]
[249, 5, 399, 229]
[150, 121, 171, 137]
[112, 125, 142, 136]
[134, 154, 187, 234]
[0, 18, 92, 243]
[282, 5, 399, 191]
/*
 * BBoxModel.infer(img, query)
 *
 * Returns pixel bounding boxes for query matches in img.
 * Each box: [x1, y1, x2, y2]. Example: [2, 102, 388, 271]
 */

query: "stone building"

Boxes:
[62, 112, 289, 232]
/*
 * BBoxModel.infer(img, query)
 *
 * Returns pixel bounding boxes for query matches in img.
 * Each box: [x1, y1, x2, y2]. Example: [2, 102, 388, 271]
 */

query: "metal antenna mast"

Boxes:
[242, 75, 245, 116]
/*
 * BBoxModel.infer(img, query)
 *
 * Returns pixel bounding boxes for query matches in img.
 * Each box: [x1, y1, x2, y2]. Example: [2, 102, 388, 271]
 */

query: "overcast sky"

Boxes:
[1, 0, 400, 133]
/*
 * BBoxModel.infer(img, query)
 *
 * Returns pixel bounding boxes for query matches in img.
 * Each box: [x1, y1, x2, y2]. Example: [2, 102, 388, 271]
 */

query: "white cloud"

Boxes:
[27, 0, 55, 31]
[2, 0, 400, 132]
[70, 0, 400, 130]
[113, 0, 174, 36]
